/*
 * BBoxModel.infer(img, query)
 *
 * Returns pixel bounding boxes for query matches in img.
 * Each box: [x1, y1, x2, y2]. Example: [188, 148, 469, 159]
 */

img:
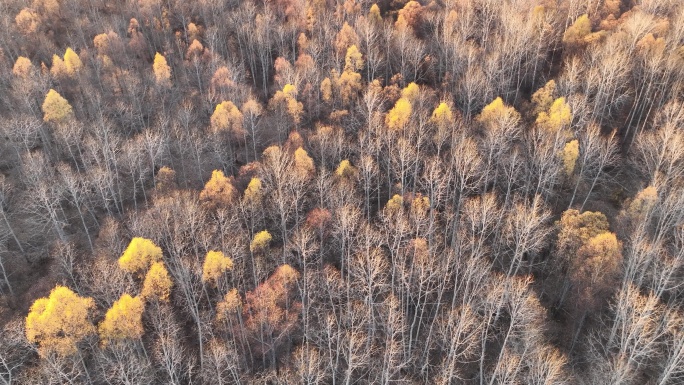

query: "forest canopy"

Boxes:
[0, 0, 683, 384]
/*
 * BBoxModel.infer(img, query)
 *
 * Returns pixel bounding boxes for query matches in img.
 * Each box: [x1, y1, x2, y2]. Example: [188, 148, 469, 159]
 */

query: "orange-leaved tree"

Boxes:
[12, 56, 34, 79]
[242, 264, 301, 363]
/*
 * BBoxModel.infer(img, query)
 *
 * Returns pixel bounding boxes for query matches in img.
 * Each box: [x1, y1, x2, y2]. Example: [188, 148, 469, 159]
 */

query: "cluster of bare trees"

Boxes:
[1, 0, 684, 383]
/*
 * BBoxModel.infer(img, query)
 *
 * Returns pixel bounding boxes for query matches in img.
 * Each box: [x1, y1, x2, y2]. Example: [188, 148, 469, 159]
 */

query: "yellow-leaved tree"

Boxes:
[141, 261, 173, 301]
[536, 97, 572, 132]
[625, 186, 658, 220]
[335, 159, 357, 179]
[25, 285, 96, 357]
[385, 194, 404, 213]
[563, 14, 591, 48]
[401, 82, 420, 103]
[385, 98, 412, 131]
[344, 45, 364, 72]
[531, 80, 556, 116]
[572, 231, 622, 306]
[153, 52, 172, 86]
[271, 84, 303, 126]
[293, 147, 315, 179]
[50, 54, 68, 79]
[98, 294, 145, 346]
[200, 170, 237, 210]
[202, 251, 234, 284]
[477, 97, 521, 129]
[250, 230, 272, 252]
[210, 101, 245, 138]
[336, 70, 363, 105]
[431, 102, 454, 127]
[560, 140, 579, 177]
[42, 89, 73, 124]
[369, 4, 382, 25]
[243, 177, 263, 205]
[118, 237, 163, 274]
[63, 48, 83, 75]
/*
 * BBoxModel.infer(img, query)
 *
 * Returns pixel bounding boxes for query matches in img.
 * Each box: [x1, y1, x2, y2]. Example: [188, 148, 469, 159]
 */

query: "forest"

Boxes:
[0, 0, 683, 383]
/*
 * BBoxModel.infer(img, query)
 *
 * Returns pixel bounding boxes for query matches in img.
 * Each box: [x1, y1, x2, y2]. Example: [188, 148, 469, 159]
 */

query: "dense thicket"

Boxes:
[1, 0, 684, 383]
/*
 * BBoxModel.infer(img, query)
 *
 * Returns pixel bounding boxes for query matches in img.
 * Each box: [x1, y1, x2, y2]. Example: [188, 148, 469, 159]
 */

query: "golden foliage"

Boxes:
[563, 14, 591, 47]
[243, 177, 263, 204]
[141, 262, 173, 302]
[153, 52, 172, 86]
[294, 147, 315, 179]
[369, 4, 382, 24]
[93, 31, 119, 56]
[15, 8, 40, 35]
[250, 230, 272, 252]
[98, 294, 144, 346]
[272, 84, 303, 124]
[627, 186, 657, 219]
[12, 56, 33, 78]
[25, 285, 95, 357]
[560, 140, 579, 176]
[202, 251, 234, 284]
[344, 45, 364, 72]
[50, 54, 68, 79]
[118, 237, 163, 274]
[155, 166, 176, 194]
[401, 82, 420, 102]
[282, 83, 297, 98]
[573, 232, 623, 295]
[385, 194, 404, 213]
[335, 159, 357, 178]
[336, 70, 363, 104]
[216, 288, 242, 319]
[637, 33, 666, 58]
[64, 48, 83, 75]
[410, 195, 430, 218]
[557, 209, 610, 257]
[531, 80, 556, 116]
[321, 77, 332, 102]
[431, 102, 454, 127]
[385, 97, 412, 130]
[242, 98, 263, 118]
[211, 101, 245, 137]
[200, 170, 237, 210]
[42, 89, 73, 124]
[537, 97, 572, 132]
[477, 97, 521, 129]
